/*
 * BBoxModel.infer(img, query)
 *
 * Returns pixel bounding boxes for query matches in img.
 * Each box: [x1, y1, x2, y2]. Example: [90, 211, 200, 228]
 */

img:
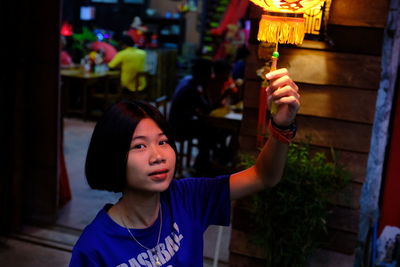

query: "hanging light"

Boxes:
[249, 0, 326, 147]
[250, 0, 325, 45]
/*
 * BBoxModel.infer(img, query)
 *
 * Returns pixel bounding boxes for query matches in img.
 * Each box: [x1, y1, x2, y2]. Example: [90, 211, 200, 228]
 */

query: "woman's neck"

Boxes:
[109, 190, 160, 229]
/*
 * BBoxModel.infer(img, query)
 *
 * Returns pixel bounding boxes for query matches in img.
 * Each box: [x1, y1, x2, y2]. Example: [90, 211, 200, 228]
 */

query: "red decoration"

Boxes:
[378, 82, 400, 235]
[60, 22, 73, 36]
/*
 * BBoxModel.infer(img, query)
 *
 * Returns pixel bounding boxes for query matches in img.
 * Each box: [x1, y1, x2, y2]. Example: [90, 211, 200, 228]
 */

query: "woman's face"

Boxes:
[125, 118, 176, 193]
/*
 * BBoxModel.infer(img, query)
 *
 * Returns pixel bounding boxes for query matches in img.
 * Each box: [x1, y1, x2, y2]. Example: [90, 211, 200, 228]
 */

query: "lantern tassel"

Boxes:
[258, 14, 306, 45]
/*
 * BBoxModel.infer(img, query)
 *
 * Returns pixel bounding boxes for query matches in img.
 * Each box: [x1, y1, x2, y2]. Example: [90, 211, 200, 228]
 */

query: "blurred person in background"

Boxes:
[108, 35, 147, 99]
[168, 58, 215, 174]
[60, 36, 74, 68]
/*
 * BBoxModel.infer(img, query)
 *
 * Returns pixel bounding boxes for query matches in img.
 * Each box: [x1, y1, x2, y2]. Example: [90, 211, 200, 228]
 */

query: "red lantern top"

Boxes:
[250, 0, 325, 13]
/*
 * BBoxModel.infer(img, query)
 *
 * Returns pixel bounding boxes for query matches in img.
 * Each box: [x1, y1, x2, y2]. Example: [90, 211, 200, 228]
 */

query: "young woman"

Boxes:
[69, 68, 300, 267]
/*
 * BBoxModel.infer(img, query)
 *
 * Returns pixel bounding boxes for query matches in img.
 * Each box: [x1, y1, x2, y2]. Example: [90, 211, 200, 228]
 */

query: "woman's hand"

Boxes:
[266, 68, 300, 127]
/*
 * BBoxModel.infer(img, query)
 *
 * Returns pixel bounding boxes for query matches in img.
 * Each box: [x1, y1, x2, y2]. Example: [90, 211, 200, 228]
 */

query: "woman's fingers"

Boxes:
[271, 85, 300, 100]
[265, 68, 289, 80]
[267, 85, 300, 106]
[265, 67, 300, 112]
[268, 74, 298, 93]
[274, 95, 300, 108]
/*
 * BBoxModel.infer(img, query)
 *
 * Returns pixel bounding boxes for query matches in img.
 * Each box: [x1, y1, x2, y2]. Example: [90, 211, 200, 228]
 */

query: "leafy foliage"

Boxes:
[71, 27, 97, 56]
[239, 143, 350, 266]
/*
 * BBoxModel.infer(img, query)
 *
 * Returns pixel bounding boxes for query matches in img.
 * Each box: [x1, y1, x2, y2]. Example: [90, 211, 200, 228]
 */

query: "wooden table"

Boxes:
[61, 69, 120, 119]
[208, 103, 242, 124]
[207, 109, 242, 131]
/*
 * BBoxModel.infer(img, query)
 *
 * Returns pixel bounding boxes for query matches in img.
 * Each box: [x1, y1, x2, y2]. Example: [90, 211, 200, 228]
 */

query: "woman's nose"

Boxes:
[149, 145, 165, 165]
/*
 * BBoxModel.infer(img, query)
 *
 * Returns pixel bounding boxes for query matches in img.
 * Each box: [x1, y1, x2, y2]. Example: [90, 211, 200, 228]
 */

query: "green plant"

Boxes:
[239, 142, 350, 267]
[71, 27, 97, 56]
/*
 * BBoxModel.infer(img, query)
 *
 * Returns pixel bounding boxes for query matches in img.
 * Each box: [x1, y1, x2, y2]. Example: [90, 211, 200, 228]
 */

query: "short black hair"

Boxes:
[212, 59, 232, 76]
[119, 34, 135, 47]
[85, 100, 177, 192]
[191, 58, 213, 84]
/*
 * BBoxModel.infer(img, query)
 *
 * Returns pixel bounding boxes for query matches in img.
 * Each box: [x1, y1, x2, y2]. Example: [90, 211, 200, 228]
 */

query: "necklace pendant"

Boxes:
[154, 254, 162, 266]
[154, 253, 162, 266]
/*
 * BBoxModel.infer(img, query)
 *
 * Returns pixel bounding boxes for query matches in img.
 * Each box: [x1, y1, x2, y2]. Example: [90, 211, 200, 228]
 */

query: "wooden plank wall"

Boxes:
[230, 0, 389, 264]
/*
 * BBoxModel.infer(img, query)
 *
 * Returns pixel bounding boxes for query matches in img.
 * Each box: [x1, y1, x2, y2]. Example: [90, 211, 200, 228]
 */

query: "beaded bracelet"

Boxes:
[268, 119, 297, 144]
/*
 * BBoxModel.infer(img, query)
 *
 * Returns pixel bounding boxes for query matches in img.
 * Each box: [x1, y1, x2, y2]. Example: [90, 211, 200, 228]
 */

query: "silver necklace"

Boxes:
[120, 203, 163, 266]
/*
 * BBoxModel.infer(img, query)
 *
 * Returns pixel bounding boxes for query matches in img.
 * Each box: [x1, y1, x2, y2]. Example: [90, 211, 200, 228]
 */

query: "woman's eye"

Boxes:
[132, 144, 145, 149]
[159, 140, 169, 145]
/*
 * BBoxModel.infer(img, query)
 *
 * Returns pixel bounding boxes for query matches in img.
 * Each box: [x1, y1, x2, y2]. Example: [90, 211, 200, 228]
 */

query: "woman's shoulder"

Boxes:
[73, 204, 116, 250]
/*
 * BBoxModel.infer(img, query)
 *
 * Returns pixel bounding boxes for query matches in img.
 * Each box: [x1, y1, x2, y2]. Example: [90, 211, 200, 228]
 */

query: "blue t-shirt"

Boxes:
[69, 175, 231, 267]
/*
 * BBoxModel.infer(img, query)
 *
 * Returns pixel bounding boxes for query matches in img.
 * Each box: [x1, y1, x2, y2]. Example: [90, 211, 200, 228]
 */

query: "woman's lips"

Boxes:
[148, 169, 169, 180]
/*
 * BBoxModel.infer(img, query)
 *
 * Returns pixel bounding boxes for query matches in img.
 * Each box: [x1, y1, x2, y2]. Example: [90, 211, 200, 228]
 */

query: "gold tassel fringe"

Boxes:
[258, 15, 306, 45]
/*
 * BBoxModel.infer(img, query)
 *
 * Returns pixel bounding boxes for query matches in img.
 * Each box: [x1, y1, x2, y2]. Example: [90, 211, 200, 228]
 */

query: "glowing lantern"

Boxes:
[251, 0, 325, 45]
[250, 0, 325, 147]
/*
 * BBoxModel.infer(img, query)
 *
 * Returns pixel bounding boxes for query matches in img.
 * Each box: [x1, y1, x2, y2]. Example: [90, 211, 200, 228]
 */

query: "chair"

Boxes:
[133, 71, 150, 100]
[153, 95, 169, 119]
[174, 135, 196, 178]
[118, 71, 150, 101]
[87, 74, 119, 118]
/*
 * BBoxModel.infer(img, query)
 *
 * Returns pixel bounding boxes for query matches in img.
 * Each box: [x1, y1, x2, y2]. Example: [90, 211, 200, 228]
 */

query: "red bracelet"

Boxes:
[268, 119, 296, 144]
